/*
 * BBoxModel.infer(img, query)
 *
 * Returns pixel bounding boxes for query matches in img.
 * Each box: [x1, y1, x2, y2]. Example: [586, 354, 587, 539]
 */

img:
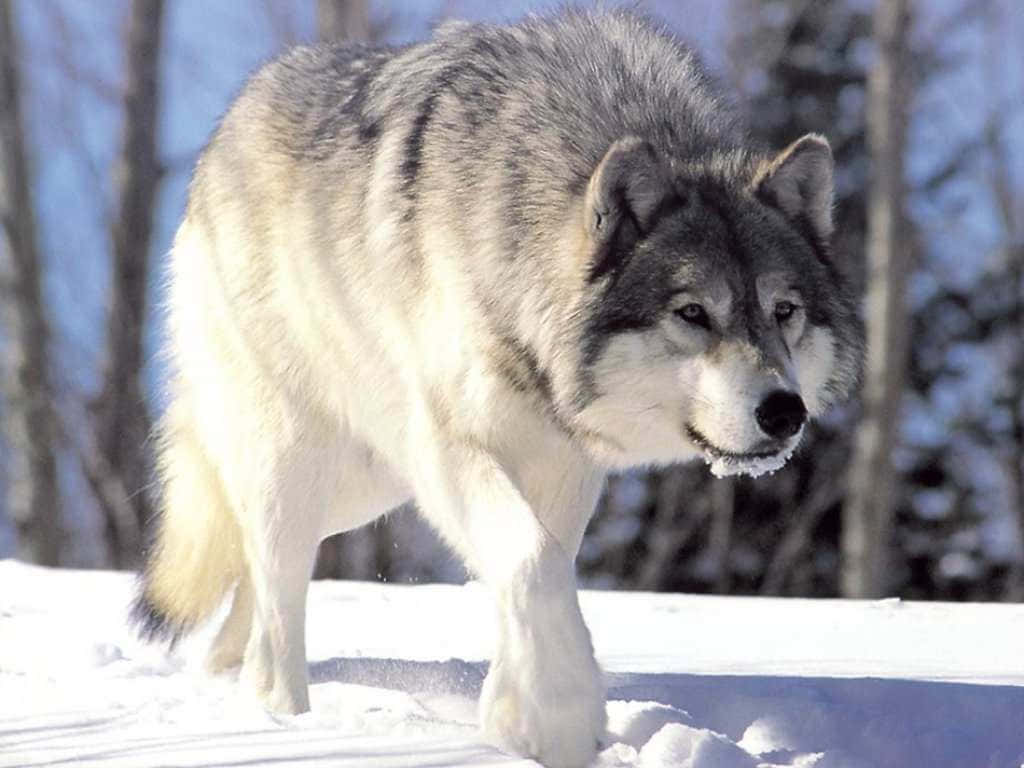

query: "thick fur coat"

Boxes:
[135, 10, 863, 768]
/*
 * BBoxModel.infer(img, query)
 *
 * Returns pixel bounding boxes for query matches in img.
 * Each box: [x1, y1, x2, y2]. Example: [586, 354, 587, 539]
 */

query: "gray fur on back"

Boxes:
[195, 9, 743, 307]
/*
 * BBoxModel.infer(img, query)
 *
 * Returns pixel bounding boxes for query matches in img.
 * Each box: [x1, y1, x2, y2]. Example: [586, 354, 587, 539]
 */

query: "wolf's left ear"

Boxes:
[584, 137, 675, 272]
[754, 134, 834, 240]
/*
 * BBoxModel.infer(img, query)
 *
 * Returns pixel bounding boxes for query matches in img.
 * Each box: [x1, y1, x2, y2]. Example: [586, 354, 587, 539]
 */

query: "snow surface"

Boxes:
[2, 560, 1024, 767]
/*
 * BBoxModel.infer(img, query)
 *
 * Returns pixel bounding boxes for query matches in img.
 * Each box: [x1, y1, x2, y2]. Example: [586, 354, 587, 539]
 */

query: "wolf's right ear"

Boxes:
[754, 134, 834, 240]
[584, 137, 674, 278]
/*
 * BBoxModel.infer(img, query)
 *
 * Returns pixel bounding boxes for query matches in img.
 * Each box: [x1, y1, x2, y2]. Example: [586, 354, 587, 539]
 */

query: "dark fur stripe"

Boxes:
[400, 90, 441, 199]
[129, 585, 186, 648]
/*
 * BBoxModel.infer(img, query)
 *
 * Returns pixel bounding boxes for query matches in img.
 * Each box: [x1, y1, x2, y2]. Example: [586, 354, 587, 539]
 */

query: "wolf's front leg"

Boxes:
[410, 420, 605, 768]
[479, 544, 606, 768]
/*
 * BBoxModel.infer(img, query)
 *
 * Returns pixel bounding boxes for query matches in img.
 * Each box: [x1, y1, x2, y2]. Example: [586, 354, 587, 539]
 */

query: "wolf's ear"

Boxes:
[584, 137, 675, 272]
[754, 134, 834, 240]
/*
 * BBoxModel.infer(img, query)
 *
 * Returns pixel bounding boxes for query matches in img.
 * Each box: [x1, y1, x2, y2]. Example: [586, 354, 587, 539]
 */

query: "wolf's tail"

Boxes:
[132, 403, 243, 646]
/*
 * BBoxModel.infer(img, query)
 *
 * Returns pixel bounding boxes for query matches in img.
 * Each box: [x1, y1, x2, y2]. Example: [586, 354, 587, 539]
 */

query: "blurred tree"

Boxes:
[311, 0, 390, 583]
[317, 0, 370, 41]
[992, 135, 1024, 599]
[1, 0, 1015, 600]
[980, 5, 1024, 599]
[843, 0, 913, 598]
[309, 1, 449, 586]
[721, 0, 871, 597]
[883, 0, 1019, 601]
[0, 1, 62, 566]
[89, 0, 165, 568]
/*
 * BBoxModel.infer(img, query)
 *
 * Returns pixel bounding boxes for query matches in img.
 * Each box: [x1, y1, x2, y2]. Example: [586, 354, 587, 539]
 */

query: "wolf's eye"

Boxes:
[774, 301, 799, 323]
[676, 303, 710, 329]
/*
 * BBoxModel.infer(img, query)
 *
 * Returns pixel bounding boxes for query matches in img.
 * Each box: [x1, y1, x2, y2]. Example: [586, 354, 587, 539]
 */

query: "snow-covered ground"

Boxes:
[1, 560, 1023, 767]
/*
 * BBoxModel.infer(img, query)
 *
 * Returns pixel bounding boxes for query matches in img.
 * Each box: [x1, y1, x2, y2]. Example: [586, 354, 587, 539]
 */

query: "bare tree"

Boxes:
[312, 0, 375, 581]
[317, 0, 370, 42]
[980, 2, 1024, 600]
[995, 142, 1024, 599]
[762, 437, 849, 594]
[91, 0, 165, 568]
[707, 478, 735, 593]
[311, 0, 434, 584]
[842, 0, 913, 599]
[0, 2, 62, 566]
[632, 468, 709, 590]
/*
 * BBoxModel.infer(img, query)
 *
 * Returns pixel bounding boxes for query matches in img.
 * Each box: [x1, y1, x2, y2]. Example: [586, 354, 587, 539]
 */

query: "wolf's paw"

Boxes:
[240, 658, 311, 715]
[480, 650, 606, 768]
[263, 683, 310, 715]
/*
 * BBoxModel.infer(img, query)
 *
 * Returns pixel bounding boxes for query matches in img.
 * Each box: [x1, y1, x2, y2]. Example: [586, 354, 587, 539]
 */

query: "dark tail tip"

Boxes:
[130, 582, 185, 649]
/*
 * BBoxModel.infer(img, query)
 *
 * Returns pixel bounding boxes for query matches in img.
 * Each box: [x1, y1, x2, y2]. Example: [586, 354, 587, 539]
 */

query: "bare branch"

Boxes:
[842, 0, 913, 598]
[91, 0, 165, 568]
[0, 1, 63, 566]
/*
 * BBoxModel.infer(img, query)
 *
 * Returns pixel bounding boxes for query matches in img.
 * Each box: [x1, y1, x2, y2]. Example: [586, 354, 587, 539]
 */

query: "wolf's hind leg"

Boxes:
[206, 573, 254, 675]
[209, 408, 347, 715]
[238, 518, 321, 714]
[235, 462, 326, 715]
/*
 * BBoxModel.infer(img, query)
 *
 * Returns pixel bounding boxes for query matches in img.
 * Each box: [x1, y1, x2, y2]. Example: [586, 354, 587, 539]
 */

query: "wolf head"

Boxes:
[569, 134, 863, 476]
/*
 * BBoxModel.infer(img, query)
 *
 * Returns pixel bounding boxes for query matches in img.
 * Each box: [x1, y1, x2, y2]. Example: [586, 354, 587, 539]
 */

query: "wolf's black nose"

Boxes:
[756, 390, 807, 439]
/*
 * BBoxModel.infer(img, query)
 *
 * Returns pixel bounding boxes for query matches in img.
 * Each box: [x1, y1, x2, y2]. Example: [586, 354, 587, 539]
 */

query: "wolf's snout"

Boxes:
[755, 390, 807, 439]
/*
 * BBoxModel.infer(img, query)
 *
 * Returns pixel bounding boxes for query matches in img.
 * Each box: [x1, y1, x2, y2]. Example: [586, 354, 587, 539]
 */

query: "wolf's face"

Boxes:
[572, 136, 863, 475]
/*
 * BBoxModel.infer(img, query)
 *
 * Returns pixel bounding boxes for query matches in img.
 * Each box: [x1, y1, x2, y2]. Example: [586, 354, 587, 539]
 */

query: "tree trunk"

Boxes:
[1008, 239, 1024, 600]
[316, 0, 369, 42]
[633, 467, 698, 590]
[312, 0, 377, 581]
[0, 2, 62, 566]
[841, 0, 912, 599]
[982, 1, 1024, 602]
[983, 89, 1024, 600]
[762, 438, 849, 594]
[708, 478, 735, 594]
[92, 0, 165, 568]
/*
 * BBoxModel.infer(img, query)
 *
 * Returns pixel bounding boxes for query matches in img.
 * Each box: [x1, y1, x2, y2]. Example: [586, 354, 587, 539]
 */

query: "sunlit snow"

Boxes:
[2, 560, 1023, 767]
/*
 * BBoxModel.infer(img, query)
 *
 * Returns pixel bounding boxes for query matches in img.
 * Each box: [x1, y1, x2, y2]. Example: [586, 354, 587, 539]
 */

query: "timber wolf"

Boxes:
[133, 9, 863, 767]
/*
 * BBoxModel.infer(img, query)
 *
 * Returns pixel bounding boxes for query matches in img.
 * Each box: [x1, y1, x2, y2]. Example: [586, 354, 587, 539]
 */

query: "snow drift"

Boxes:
[1, 560, 1023, 767]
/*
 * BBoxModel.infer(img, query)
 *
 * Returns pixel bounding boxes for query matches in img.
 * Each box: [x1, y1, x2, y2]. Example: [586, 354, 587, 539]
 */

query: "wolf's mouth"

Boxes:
[684, 425, 784, 461]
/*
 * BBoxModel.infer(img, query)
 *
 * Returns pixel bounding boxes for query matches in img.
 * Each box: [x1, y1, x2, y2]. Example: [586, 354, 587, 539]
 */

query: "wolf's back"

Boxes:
[196, 7, 741, 233]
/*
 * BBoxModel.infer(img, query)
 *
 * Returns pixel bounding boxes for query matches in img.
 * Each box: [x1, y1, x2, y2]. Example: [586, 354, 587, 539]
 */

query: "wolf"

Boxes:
[133, 8, 862, 768]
